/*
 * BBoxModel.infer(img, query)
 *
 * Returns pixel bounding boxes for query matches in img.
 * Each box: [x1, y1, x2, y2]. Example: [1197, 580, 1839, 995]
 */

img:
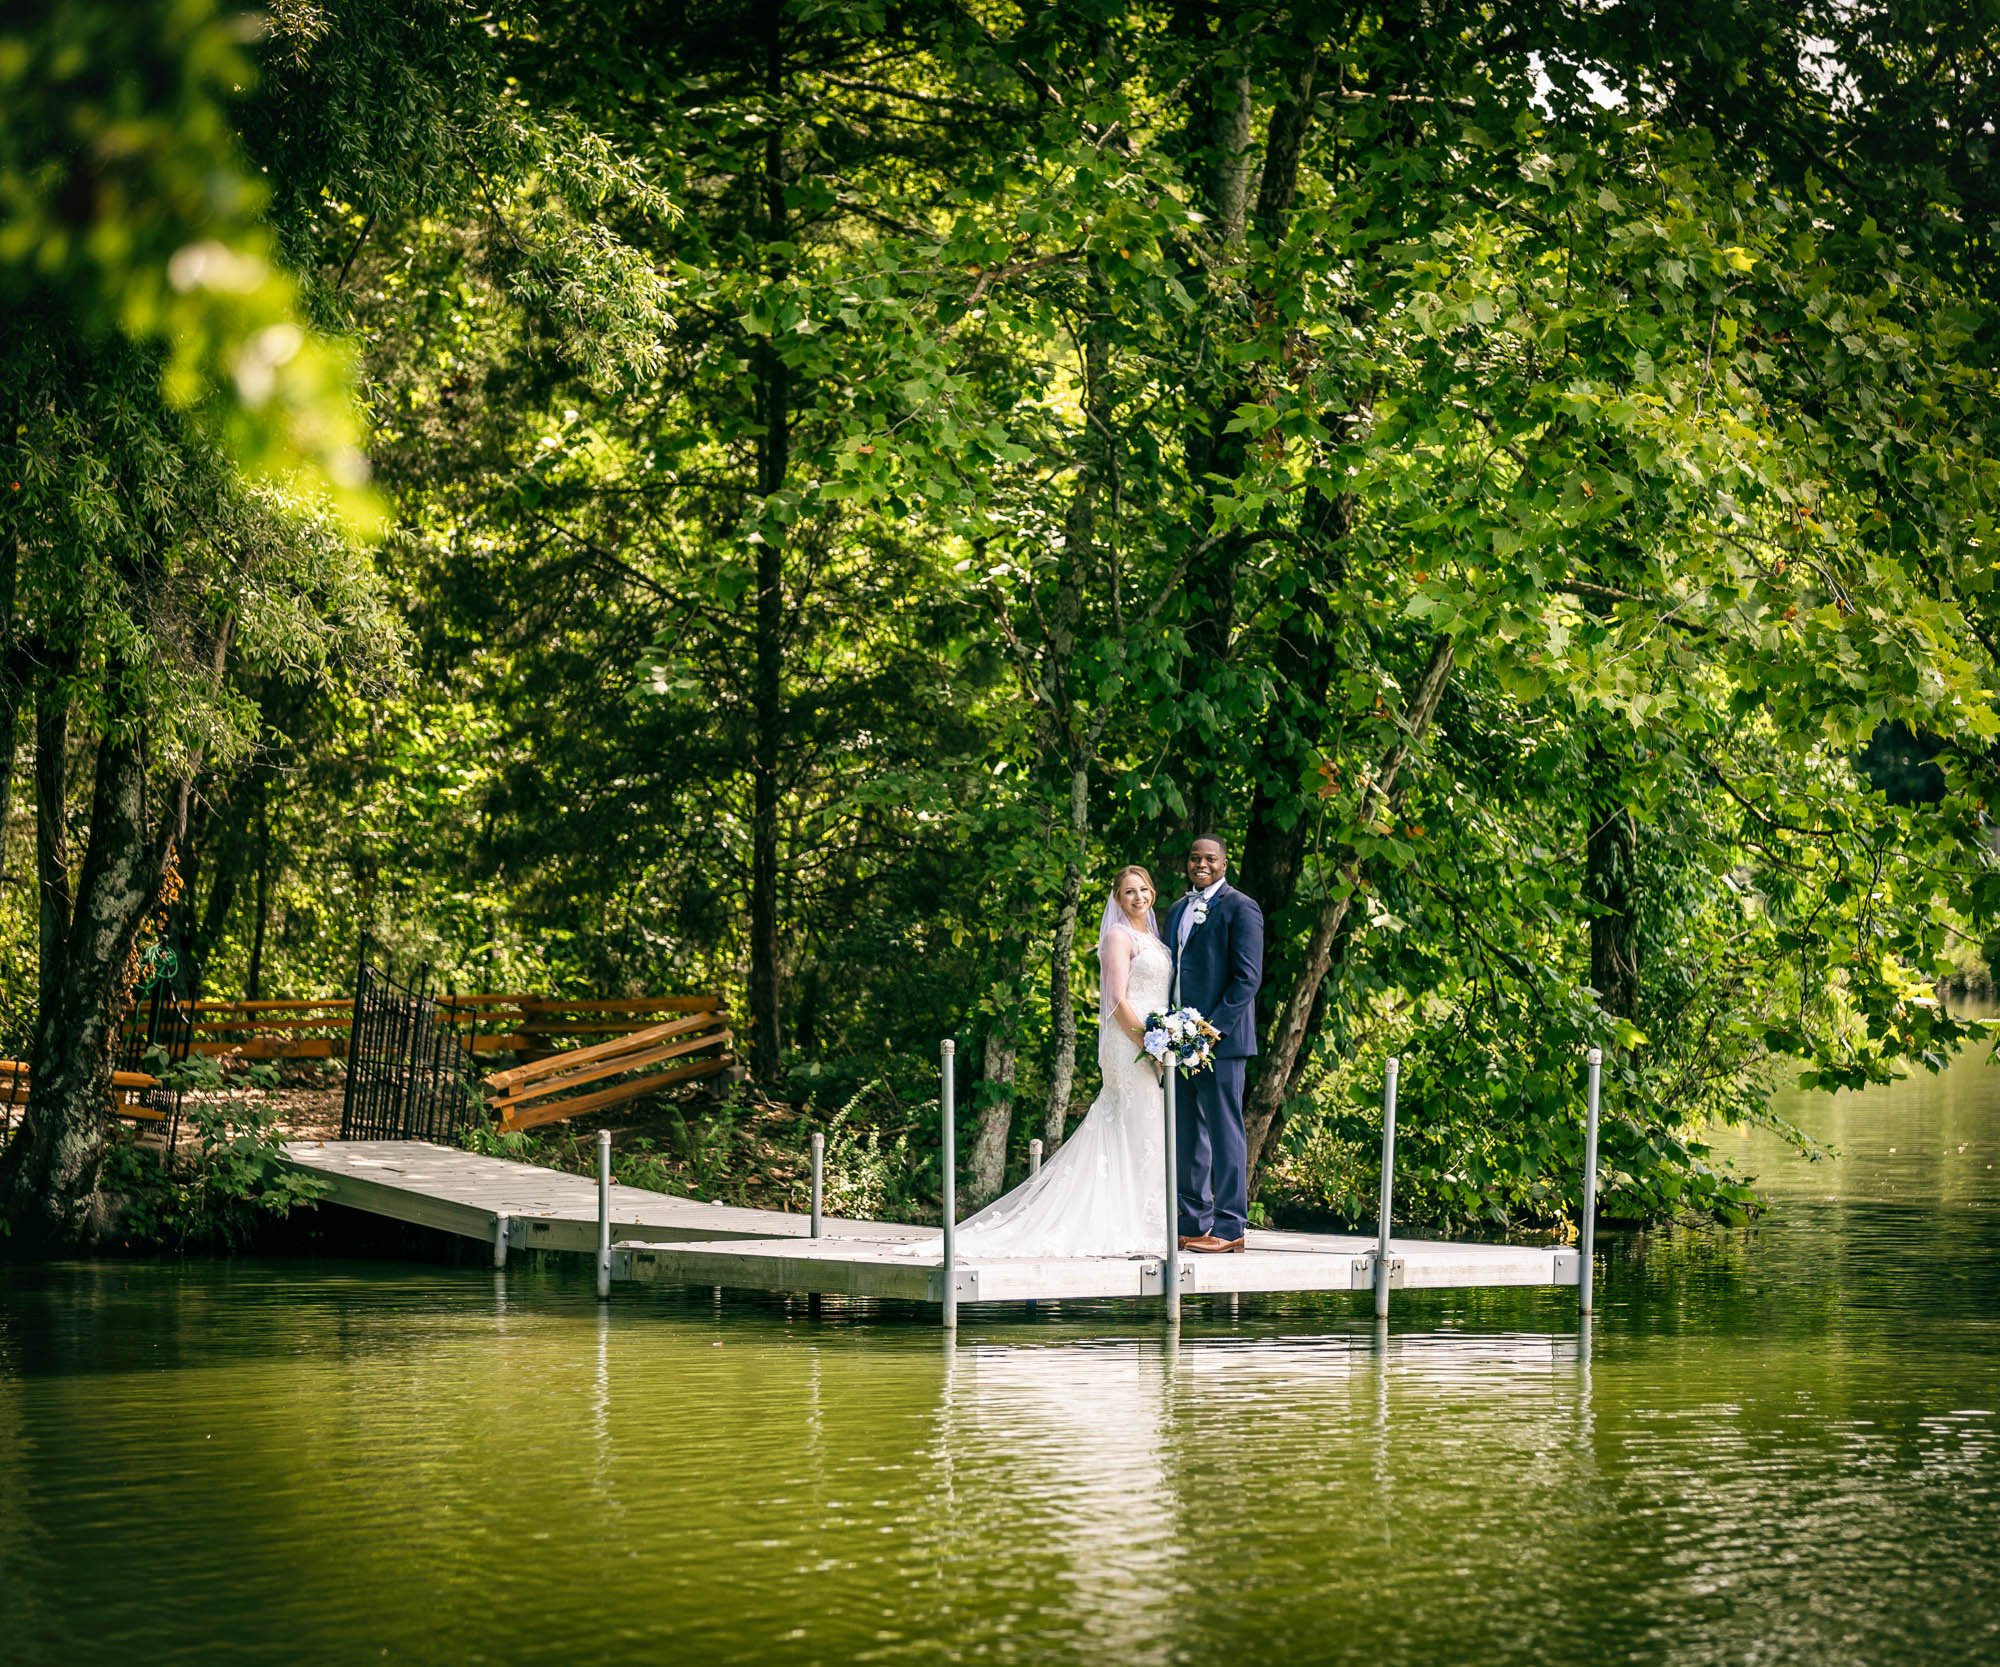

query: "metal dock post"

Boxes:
[1163, 1061, 1181, 1327]
[809, 1130, 824, 1238]
[492, 1212, 509, 1271]
[1580, 1046, 1601, 1316]
[941, 1040, 957, 1332]
[1374, 1056, 1400, 1320]
[1023, 1137, 1044, 1313]
[596, 1128, 612, 1301]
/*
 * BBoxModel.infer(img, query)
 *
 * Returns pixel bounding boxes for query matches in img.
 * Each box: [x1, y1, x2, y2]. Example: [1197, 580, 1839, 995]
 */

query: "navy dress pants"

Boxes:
[1176, 1057, 1248, 1241]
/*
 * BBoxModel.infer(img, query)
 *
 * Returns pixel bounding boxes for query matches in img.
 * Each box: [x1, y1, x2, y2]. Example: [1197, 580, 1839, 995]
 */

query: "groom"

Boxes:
[1164, 835, 1264, 1254]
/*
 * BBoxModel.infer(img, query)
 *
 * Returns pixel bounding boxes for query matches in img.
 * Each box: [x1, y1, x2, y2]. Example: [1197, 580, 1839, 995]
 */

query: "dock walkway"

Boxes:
[280, 1139, 910, 1258]
[280, 1139, 1577, 1307]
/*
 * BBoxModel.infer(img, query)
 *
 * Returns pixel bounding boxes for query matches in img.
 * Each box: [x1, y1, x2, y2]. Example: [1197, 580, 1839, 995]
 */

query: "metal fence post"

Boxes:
[1374, 1056, 1400, 1321]
[596, 1128, 612, 1301]
[810, 1130, 824, 1238]
[1028, 1138, 1043, 1178]
[340, 932, 370, 1141]
[1581, 1047, 1602, 1317]
[941, 1041, 957, 1332]
[1163, 1062, 1181, 1327]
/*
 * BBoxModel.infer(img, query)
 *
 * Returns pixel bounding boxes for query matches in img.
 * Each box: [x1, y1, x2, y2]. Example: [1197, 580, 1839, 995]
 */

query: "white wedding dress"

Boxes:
[935, 922, 1173, 1259]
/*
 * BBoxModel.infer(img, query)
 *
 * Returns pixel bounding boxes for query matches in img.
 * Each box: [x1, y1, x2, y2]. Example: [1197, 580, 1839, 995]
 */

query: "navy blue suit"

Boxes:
[1165, 882, 1264, 1241]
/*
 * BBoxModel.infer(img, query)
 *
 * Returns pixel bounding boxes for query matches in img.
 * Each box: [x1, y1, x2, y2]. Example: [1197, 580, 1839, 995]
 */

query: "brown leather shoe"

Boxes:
[1177, 1234, 1210, 1250]
[1190, 1236, 1245, 1254]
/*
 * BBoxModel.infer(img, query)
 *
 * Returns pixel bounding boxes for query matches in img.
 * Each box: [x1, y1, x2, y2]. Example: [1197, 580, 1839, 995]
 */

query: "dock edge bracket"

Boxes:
[1139, 1259, 1196, 1296]
[1552, 1246, 1581, 1286]
[927, 1267, 980, 1304]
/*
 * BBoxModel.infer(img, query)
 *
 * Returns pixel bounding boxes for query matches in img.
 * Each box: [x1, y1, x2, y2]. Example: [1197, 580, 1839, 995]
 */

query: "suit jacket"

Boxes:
[1166, 882, 1264, 1058]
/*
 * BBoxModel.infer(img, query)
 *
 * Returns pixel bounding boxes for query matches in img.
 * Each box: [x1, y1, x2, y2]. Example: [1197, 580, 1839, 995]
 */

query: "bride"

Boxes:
[932, 864, 1172, 1259]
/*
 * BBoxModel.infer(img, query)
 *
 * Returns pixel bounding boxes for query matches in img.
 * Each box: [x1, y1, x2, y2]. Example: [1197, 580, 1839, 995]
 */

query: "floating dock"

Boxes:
[280, 1138, 1578, 1309]
[618, 1230, 1577, 1305]
[279, 1139, 911, 1259]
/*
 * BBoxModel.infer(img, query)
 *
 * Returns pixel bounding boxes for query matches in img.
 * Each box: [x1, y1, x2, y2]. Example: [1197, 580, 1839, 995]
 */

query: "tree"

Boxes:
[12, 1, 1995, 1246]
[0, 0, 669, 1244]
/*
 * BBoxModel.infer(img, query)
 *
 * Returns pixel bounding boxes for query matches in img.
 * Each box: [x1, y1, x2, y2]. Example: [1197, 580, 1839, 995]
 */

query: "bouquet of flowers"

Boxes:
[1140, 1007, 1223, 1074]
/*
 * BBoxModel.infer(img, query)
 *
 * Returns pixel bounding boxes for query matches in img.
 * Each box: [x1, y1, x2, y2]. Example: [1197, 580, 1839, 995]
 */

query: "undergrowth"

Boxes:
[101, 1054, 328, 1251]
[462, 1078, 925, 1222]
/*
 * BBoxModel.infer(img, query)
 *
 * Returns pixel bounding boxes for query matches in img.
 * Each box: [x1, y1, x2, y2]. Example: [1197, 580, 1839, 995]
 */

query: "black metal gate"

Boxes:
[119, 944, 199, 1149]
[339, 935, 480, 1142]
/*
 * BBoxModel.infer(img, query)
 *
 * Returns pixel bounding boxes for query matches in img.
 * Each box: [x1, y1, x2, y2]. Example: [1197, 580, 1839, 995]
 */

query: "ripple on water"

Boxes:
[2, 1038, 1999, 1666]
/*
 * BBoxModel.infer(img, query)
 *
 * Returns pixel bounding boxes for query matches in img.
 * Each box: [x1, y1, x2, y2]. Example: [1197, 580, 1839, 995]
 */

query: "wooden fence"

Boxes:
[180, 994, 727, 1062]
[0, 1060, 178, 1139]
[0, 992, 737, 1146]
[481, 1007, 735, 1132]
[181, 998, 353, 1059]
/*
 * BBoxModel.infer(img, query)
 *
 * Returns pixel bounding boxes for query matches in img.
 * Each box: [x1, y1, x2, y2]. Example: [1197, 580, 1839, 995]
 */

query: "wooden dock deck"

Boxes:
[283, 1138, 1576, 1310]
[616, 1230, 1578, 1305]
[280, 1139, 913, 1258]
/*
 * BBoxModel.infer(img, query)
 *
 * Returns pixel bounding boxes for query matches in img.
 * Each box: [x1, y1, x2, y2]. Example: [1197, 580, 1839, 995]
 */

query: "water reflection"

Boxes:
[1725, 1009, 2000, 1210]
[2, 1036, 1999, 1666]
[939, 1341, 1180, 1663]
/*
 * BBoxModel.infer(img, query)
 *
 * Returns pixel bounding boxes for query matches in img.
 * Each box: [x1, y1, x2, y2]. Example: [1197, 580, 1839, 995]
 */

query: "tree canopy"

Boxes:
[4, 0, 1999, 1242]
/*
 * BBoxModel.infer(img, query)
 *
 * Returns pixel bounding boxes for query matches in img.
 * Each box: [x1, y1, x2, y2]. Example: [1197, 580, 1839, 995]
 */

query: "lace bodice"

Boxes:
[1102, 926, 1172, 1027]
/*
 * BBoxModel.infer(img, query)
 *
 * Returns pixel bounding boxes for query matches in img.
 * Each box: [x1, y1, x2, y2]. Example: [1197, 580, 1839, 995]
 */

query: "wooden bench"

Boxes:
[1, 1061, 24, 1137]
[481, 1006, 735, 1132]
[0, 1059, 172, 1124]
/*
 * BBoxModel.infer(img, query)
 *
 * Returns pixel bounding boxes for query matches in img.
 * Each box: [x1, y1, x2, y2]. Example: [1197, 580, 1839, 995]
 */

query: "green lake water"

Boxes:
[3, 1045, 1998, 1666]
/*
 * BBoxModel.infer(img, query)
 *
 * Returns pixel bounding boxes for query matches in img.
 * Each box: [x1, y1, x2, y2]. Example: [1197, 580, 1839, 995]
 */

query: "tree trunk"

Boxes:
[0, 526, 19, 845]
[1179, 41, 1320, 839]
[747, 0, 788, 1075]
[1037, 282, 1111, 1148]
[968, 949, 1024, 1204]
[1244, 632, 1455, 1181]
[970, 1034, 1017, 1202]
[1580, 584, 1640, 1018]
[1236, 488, 1355, 941]
[792, 961, 824, 1052]
[246, 838, 271, 1002]
[185, 763, 267, 975]
[1043, 763, 1089, 1148]
[1184, 31, 1251, 247]
[1586, 756, 1641, 1018]
[0, 688, 16, 865]
[196, 829, 242, 971]
[0, 736, 186, 1249]
[33, 686, 71, 998]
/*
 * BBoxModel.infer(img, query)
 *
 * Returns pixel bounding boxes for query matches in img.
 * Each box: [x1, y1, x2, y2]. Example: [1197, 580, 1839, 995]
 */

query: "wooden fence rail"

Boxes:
[176, 994, 728, 1062]
[0, 1060, 175, 1131]
[4, 993, 731, 1145]
[481, 1009, 735, 1132]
